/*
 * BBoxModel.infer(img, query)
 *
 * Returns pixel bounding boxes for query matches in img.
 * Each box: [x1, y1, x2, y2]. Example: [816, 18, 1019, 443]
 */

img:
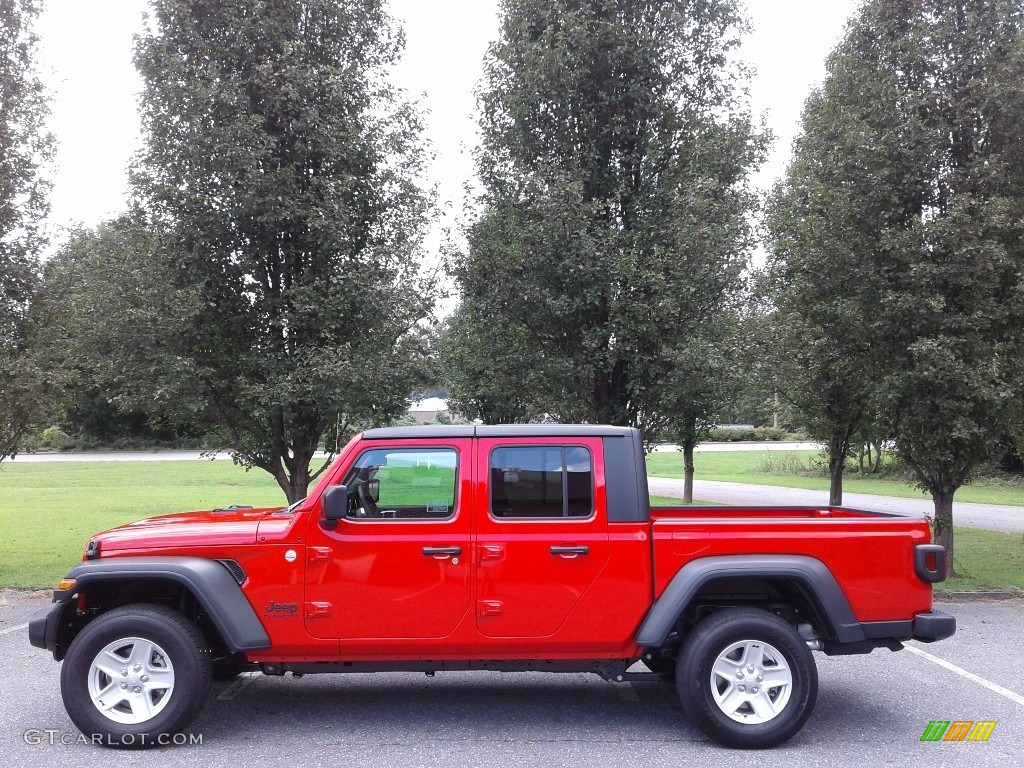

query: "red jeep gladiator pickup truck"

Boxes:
[30, 425, 954, 749]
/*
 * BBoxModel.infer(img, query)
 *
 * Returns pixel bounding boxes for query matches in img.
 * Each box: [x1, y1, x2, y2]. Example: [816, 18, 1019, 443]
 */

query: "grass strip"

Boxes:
[0, 460, 284, 587]
[2, 460, 1018, 592]
[941, 527, 1024, 592]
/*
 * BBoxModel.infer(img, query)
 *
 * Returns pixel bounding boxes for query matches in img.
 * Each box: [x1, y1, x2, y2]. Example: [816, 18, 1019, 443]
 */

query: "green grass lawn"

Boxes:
[646, 450, 1024, 507]
[944, 528, 1024, 592]
[1, 459, 1019, 593]
[0, 461, 285, 587]
[650, 495, 716, 506]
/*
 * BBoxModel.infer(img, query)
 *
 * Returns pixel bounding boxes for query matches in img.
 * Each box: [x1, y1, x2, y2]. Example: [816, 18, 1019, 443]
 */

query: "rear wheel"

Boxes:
[676, 608, 817, 749]
[60, 604, 212, 748]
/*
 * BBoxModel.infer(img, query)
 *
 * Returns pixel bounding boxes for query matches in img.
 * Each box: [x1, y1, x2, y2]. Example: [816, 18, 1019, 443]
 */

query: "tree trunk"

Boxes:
[682, 440, 696, 504]
[871, 441, 883, 473]
[932, 489, 956, 579]
[826, 447, 845, 505]
[268, 446, 314, 504]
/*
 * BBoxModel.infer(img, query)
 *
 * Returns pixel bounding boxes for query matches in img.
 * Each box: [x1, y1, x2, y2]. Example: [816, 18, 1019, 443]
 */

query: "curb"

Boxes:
[935, 588, 1023, 601]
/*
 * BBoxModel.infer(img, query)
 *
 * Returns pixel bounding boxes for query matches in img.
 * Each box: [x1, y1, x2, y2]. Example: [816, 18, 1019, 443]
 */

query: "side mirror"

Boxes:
[321, 484, 349, 529]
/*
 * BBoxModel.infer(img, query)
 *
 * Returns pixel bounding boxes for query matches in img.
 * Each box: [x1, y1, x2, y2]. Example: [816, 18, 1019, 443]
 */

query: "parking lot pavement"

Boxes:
[2, 593, 1021, 767]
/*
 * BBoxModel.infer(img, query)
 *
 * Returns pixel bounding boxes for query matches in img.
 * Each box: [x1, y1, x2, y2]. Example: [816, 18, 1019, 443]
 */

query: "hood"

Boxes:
[91, 506, 283, 552]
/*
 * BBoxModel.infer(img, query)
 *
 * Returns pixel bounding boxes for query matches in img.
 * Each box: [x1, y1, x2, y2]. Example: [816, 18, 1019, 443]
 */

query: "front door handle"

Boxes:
[422, 546, 462, 557]
[550, 545, 589, 556]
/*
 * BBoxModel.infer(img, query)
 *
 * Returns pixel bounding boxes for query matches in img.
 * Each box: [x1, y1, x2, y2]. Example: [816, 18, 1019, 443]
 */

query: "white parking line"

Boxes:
[906, 645, 1024, 707]
[0, 623, 28, 636]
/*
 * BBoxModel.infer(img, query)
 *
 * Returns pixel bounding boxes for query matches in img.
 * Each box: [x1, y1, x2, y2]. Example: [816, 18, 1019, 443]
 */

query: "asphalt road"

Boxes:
[648, 477, 1024, 534]
[2, 591, 1022, 767]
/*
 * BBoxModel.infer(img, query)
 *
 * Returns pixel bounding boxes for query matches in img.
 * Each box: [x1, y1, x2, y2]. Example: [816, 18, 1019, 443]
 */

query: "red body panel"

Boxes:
[649, 507, 933, 622]
[87, 433, 937, 663]
[304, 438, 475, 642]
[94, 508, 272, 551]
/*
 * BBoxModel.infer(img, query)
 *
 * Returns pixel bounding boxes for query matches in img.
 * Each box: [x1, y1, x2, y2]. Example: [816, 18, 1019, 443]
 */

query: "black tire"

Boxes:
[676, 608, 817, 749]
[60, 604, 212, 749]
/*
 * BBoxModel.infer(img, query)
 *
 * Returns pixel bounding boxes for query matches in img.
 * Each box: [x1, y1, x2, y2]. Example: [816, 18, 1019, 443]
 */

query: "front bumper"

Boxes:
[28, 600, 67, 658]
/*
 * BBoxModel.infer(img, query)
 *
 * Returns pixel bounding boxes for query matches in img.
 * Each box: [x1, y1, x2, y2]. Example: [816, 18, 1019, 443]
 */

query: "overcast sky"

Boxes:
[35, 0, 861, 237]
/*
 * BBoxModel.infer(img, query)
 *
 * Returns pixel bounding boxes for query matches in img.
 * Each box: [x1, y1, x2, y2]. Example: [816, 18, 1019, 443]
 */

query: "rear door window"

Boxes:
[489, 446, 593, 518]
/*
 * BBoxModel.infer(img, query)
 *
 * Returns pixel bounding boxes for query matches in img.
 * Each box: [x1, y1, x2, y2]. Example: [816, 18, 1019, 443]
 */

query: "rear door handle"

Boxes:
[550, 545, 589, 556]
[422, 546, 462, 557]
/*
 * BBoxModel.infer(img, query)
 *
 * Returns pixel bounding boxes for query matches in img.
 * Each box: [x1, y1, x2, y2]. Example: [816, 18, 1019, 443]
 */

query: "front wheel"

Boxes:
[60, 604, 212, 748]
[676, 608, 818, 749]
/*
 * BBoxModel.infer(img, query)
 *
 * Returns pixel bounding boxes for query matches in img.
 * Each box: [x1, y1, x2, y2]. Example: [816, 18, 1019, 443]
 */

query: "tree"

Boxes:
[449, 0, 765, 435]
[656, 318, 745, 502]
[765, 0, 1024, 572]
[440, 301, 559, 424]
[34, 216, 211, 446]
[860, 1, 1024, 575]
[0, 0, 52, 461]
[760, 26, 925, 506]
[129, 0, 436, 502]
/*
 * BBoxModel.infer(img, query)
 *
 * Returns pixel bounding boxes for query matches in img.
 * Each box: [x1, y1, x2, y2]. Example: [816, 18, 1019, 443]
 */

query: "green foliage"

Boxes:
[111, 0, 437, 502]
[853, 2, 1024, 521]
[39, 427, 72, 450]
[760, 33, 895, 502]
[763, 1, 1024, 563]
[448, 0, 765, 433]
[440, 301, 559, 424]
[35, 217, 199, 444]
[0, 0, 53, 461]
[702, 426, 791, 442]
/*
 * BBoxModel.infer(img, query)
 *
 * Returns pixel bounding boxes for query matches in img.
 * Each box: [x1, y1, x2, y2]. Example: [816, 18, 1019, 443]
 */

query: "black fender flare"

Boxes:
[635, 555, 866, 646]
[30, 556, 271, 657]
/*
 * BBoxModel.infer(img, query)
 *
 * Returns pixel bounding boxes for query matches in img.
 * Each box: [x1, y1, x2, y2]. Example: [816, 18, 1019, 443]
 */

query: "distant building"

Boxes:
[409, 398, 449, 425]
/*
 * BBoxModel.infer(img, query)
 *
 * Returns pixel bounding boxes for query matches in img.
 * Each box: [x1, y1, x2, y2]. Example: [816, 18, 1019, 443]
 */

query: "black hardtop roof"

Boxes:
[361, 424, 640, 440]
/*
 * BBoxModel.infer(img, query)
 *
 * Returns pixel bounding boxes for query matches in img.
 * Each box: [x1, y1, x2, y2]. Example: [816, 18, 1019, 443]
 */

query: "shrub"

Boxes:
[705, 427, 756, 441]
[40, 427, 73, 450]
[703, 426, 793, 442]
[757, 454, 827, 475]
[753, 427, 788, 441]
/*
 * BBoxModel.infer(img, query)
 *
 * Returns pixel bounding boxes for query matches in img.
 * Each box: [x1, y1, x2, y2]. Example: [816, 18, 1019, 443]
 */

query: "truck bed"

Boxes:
[648, 505, 935, 623]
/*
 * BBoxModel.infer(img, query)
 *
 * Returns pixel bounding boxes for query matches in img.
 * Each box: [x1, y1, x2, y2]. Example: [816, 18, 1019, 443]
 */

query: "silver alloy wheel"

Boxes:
[87, 636, 175, 725]
[709, 639, 793, 724]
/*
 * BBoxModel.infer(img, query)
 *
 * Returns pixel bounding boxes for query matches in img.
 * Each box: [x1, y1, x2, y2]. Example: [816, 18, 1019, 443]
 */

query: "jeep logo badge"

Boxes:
[265, 601, 298, 616]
